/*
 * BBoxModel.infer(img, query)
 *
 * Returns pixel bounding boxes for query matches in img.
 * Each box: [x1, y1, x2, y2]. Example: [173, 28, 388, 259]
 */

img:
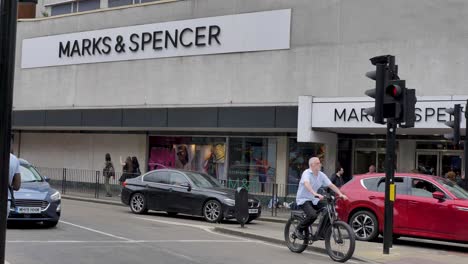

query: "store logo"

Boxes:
[334, 106, 465, 123]
[58, 26, 221, 58]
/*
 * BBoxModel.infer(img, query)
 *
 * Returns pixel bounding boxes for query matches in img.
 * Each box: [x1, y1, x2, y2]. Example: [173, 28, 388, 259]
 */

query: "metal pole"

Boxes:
[383, 120, 396, 254]
[0, 0, 19, 262]
[464, 100, 468, 190]
[95, 171, 100, 199]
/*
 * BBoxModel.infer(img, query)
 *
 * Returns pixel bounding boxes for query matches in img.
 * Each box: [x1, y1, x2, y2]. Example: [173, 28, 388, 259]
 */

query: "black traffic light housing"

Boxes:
[444, 104, 461, 144]
[364, 64, 386, 124]
[364, 55, 416, 128]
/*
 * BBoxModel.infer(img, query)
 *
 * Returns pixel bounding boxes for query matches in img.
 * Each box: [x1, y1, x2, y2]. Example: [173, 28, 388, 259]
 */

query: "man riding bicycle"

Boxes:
[295, 157, 348, 239]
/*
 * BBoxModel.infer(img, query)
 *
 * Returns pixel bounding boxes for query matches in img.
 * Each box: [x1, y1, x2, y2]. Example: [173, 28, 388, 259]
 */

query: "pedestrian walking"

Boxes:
[119, 156, 133, 185]
[132, 156, 141, 178]
[330, 166, 345, 188]
[103, 153, 115, 197]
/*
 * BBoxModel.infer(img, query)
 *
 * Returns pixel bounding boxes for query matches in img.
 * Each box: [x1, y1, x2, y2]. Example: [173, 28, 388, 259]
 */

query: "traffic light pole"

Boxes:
[383, 120, 396, 254]
[0, 0, 18, 263]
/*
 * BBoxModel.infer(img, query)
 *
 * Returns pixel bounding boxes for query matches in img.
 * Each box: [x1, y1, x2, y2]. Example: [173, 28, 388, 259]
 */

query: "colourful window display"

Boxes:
[148, 136, 226, 179]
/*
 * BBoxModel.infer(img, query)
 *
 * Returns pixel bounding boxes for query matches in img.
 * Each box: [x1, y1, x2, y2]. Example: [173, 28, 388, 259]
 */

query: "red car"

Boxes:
[336, 173, 468, 243]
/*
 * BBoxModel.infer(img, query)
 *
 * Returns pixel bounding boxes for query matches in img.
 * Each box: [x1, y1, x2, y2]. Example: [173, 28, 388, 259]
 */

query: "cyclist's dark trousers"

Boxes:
[298, 200, 326, 231]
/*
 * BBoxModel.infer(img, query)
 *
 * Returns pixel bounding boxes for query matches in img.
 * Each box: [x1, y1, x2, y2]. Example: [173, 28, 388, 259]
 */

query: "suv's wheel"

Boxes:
[203, 200, 223, 223]
[130, 193, 148, 214]
[349, 210, 379, 241]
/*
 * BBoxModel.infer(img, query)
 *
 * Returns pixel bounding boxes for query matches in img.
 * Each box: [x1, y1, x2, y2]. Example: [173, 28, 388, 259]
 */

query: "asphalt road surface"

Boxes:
[5, 199, 359, 264]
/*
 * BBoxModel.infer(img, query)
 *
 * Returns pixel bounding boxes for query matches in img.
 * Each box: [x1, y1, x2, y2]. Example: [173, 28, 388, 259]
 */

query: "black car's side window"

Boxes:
[144, 171, 169, 184]
[377, 177, 408, 195]
[410, 178, 444, 198]
[169, 172, 189, 186]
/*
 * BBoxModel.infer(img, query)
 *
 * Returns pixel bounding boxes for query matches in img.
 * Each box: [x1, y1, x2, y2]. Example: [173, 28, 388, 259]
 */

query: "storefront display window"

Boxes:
[227, 138, 277, 192]
[287, 139, 325, 195]
[148, 136, 226, 180]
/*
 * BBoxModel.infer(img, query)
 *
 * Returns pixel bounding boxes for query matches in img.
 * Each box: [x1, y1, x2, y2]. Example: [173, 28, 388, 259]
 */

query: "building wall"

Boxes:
[15, 0, 468, 111]
[17, 132, 147, 172]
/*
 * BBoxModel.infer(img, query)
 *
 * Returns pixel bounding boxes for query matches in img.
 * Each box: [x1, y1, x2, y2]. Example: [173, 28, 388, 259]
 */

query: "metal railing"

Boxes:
[35, 167, 297, 217]
[36, 167, 139, 199]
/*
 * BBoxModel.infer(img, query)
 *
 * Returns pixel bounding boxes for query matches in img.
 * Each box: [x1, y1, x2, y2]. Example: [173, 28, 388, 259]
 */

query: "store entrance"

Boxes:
[416, 151, 463, 177]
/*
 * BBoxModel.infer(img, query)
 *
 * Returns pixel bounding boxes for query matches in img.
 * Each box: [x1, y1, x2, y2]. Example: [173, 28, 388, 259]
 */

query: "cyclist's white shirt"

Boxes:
[296, 169, 331, 206]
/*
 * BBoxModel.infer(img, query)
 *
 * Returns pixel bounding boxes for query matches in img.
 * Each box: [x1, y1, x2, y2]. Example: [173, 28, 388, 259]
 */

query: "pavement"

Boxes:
[57, 194, 468, 264]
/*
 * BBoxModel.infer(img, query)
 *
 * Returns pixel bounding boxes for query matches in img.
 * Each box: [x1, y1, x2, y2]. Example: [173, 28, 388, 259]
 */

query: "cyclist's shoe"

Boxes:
[294, 229, 306, 240]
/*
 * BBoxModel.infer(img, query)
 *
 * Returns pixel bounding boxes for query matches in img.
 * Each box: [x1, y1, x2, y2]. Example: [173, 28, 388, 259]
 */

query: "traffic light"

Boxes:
[364, 63, 386, 124]
[400, 88, 417, 128]
[382, 79, 405, 119]
[444, 104, 461, 144]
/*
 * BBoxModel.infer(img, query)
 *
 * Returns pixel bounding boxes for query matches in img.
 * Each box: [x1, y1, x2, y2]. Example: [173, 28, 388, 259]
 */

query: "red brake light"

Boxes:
[122, 181, 127, 187]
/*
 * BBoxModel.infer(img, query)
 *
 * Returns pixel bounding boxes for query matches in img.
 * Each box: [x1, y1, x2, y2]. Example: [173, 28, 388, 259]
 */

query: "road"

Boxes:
[5, 199, 354, 264]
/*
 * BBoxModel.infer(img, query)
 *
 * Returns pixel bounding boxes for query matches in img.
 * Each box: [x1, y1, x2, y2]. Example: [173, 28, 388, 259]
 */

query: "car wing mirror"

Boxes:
[180, 182, 191, 191]
[44, 176, 50, 183]
[432, 191, 445, 200]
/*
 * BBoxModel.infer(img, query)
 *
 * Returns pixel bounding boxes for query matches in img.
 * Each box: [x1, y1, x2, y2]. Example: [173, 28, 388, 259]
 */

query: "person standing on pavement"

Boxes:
[119, 156, 133, 184]
[102, 153, 115, 197]
[132, 156, 141, 178]
[295, 157, 348, 239]
[330, 166, 345, 188]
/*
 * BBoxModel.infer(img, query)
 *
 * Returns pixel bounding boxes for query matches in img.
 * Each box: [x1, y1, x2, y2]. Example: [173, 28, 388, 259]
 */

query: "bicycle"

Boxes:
[284, 193, 356, 262]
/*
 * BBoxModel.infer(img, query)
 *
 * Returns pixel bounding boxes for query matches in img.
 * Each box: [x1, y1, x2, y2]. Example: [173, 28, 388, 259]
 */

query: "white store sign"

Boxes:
[21, 9, 291, 69]
[311, 97, 467, 129]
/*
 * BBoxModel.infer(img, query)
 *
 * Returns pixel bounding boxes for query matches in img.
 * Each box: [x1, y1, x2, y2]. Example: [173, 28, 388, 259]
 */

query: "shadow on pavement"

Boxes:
[7, 221, 56, 230]
[134, 211, 258, 226]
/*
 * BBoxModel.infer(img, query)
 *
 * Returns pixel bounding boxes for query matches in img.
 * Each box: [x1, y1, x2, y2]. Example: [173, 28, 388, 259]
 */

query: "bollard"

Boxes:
[235, 187, 249, 228]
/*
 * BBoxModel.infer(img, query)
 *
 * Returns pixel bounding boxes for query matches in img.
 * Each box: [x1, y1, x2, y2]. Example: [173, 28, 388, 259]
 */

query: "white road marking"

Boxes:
[135, 217, 251, 241]
[133, 217, 360, 262]
[59, 220, 133, 241]
[6, 240, 254, 244]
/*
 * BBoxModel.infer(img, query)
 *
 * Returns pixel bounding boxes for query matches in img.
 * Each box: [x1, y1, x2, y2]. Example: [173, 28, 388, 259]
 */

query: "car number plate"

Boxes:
[248, 209, 258, 214]
[16, 207, 41, 214]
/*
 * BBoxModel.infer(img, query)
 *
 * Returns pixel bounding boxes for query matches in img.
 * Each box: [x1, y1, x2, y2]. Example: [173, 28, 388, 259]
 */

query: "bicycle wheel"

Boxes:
[284, 217, 309, 253]
[324, 221, 356, 262]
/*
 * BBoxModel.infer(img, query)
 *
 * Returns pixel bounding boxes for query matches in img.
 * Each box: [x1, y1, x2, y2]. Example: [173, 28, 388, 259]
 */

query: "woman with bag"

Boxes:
[103, 153, 115, 197]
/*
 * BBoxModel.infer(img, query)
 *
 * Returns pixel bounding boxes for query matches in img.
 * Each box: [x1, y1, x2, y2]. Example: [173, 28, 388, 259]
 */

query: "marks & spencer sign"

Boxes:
[311, 97, 467, 129]
[21, 9, 291, 68]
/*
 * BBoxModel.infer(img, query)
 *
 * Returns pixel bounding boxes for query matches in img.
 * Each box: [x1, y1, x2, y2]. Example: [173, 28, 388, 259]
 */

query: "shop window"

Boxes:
[287, 138, 325, 195]
[227, 138, 277, 193]
[147, 136, 226, 180]
[355, 140, 377, 148]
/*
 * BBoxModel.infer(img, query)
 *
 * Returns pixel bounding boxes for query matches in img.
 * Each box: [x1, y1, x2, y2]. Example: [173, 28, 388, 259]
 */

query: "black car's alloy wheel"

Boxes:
[130, 193, 148, 214]
[203, 200, 223, 223]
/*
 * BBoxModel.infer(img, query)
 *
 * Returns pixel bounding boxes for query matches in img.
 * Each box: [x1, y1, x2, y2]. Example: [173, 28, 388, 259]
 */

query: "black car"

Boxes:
[121, 169, 262, 223]
[8, 159, 62, 227]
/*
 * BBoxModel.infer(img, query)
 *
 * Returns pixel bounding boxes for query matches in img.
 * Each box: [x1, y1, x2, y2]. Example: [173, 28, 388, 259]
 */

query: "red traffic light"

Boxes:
[386, 85, 402, 98]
